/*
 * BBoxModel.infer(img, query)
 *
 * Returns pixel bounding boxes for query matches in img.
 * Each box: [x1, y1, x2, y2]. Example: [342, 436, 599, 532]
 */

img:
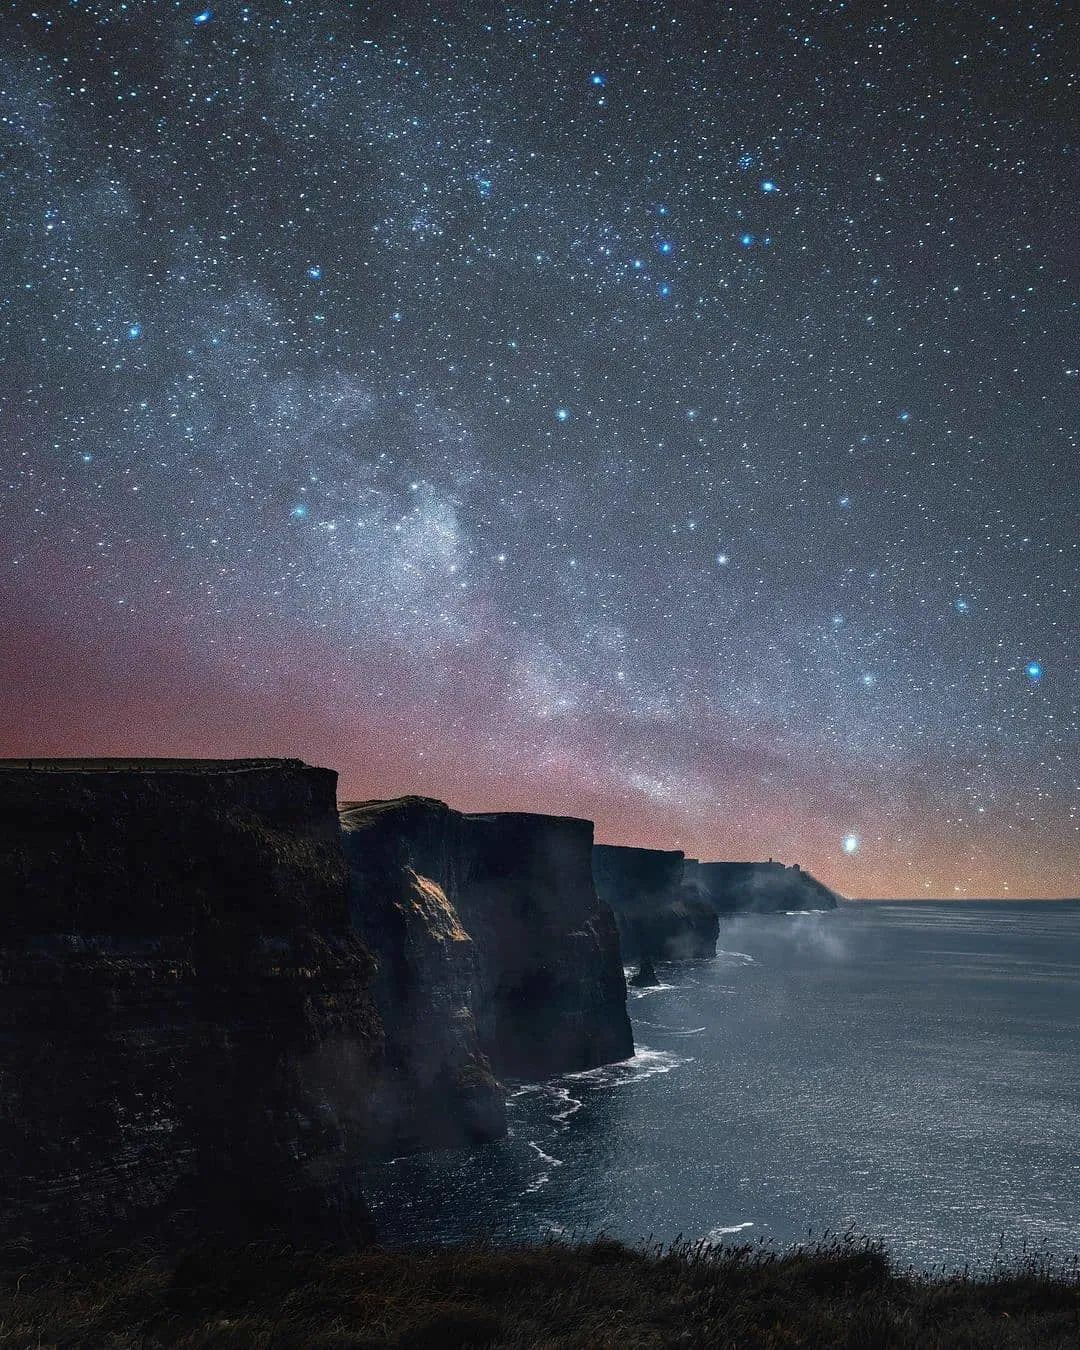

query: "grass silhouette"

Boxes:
[2, 1232, 1079, 1347]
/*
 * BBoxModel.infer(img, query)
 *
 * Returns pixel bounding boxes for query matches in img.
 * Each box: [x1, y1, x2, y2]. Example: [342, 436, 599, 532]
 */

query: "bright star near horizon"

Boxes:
[843, 834, 860, 854]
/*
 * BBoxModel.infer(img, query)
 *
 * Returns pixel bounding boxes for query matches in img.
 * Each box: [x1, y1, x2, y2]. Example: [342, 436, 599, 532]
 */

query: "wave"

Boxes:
[633, 1017, 707, 1036]
[528, 1141, 564, 1168]
[561, 1046, 692, 1088]
[704, 1221, 755, 1241]
[716, 949, 756, 965]
[627, 981, 678, 998]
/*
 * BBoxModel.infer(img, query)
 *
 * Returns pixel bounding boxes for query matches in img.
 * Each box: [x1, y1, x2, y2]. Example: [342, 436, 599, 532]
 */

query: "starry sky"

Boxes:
[2, 1, 1077, 897]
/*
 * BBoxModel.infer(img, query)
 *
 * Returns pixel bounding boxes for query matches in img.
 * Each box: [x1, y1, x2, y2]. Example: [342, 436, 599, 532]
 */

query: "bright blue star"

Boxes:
[658, 283, 672, 297]
[632, 258, 644, 270]
[1026, 661, 1043, 682]
[81, 453, 93, 463]
[862, 672, 876, 687]
[838, 495, 851, 509]
[842, 834, 860, 854]
[291, 504, 308, 518]
[555, 407, 571, 422]
[739, 233, 754, 247]
[761, 180, 778, 193]
[832, 613, 844, 626]
[193, 9, 212, 23]
[590, 72, 607, 87]
[126, 323, 142, 340]
[307, 265, 322, 280]
[898, 410, 911, 422]
[656, 204, 669, 216]
[657, 239, 673, 254]
[954, 598, 969, 613]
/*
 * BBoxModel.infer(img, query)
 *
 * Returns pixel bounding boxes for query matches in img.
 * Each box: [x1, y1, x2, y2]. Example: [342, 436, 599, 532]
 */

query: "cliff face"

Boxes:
[339, 797, 505, 1153]
[460, 810, 633, 1078]
[686, 860, 841, 914]
[592, 845, 718, 962]
[341, 798, 633, 1093]
[0, 759, 381, 1254]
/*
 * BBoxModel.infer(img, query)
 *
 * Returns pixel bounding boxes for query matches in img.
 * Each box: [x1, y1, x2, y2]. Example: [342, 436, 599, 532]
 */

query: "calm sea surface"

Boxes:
[361, 901, 1080, 1270]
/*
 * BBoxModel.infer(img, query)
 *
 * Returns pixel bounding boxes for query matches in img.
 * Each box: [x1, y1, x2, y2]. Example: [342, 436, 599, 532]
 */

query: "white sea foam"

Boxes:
[550, 1085, 583, 1122]
[627, 981, 678, 998]
[702, 1220, 750, 1236]
[633, 1018, 706, 1036]
[716, 948, 756, 965]
[704, 1222, 755, 1240]
[562, 1046, 691, 1088]
[528, 1141, 564, 1168]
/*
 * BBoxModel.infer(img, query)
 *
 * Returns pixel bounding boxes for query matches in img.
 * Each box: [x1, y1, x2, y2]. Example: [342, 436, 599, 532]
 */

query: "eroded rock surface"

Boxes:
[593, 844, 719, 962]
[0, 758, 381, 1254]
[684, 859, 841, 914]
[341, 798, 633, 1103]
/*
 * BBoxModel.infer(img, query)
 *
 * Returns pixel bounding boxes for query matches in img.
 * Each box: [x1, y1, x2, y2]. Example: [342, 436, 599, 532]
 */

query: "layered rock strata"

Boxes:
[684, 859, 841, 914]
[0, 758, 381, 1253]
[340, 798, 633, 1118]
[592, 844, 719, 962]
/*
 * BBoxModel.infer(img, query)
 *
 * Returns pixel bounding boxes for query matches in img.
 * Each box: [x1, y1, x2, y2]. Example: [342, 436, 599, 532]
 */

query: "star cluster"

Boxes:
[2, 1, 1077, 896]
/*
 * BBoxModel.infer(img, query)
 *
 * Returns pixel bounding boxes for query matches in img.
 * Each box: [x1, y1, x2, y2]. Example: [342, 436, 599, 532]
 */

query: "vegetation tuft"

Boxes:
[1, 1232, 1079, 1347]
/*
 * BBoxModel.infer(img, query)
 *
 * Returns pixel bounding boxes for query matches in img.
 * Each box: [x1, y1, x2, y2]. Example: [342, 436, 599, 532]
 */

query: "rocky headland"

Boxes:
[685, 859, 841, 914]
[340, 796, 633, 1152]
[0, 762, 634, 1252]
[0, 758, 382, 1253]
[592, 844, 719, 962]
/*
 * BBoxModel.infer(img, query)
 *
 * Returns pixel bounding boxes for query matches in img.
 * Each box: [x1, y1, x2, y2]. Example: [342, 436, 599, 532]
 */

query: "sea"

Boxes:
[360, 901, 1080, 1272]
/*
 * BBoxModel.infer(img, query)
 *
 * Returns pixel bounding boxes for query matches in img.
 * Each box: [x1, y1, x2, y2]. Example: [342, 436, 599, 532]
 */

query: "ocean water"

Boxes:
[360, 901, 1080, 1270]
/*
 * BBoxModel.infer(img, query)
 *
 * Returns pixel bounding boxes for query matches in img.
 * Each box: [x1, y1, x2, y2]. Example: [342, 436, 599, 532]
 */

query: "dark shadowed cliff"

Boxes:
[685, 859, 842, 914]
[338, 797, 506, 1153]
[0, 759, 381, 1253]
[592, 844, 719, 962]
[341, 797, 633, 1095]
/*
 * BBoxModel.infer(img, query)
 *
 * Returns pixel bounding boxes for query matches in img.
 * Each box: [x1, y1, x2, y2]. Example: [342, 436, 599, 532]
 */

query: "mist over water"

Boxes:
[361, 902, 1080, 1270]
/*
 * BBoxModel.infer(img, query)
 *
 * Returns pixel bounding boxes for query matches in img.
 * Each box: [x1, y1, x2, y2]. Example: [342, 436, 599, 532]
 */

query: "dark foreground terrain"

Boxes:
[2, 1236, 1078, 1349]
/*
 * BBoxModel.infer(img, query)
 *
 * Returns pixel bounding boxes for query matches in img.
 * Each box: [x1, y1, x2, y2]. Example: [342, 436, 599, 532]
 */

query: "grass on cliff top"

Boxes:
[2, 1233, 1079, 1349]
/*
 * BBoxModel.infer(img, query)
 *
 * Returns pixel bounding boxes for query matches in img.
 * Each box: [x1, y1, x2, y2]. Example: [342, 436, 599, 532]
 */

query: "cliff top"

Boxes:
[0, 757, 313, 775]
[340, 795, 594, 832]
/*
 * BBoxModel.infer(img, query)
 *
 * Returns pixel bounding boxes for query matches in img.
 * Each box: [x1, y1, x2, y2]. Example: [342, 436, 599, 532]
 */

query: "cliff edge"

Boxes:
[685, 859, 842, 914]
[592, 844, 719, 962]
[0, 758, 382, 1253]
[341, 798, 633, 1105]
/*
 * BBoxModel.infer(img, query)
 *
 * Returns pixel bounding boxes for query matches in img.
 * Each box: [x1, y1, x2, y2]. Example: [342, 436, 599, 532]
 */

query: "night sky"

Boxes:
[2, 2, 1077, 897]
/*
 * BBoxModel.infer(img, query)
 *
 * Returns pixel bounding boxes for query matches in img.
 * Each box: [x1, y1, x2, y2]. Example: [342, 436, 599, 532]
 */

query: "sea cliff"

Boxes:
[340, 798, 633, 1134]
[0, 758, 381, 1253]
[592, 844, 719, 961]
[685, 859, 841, 914]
